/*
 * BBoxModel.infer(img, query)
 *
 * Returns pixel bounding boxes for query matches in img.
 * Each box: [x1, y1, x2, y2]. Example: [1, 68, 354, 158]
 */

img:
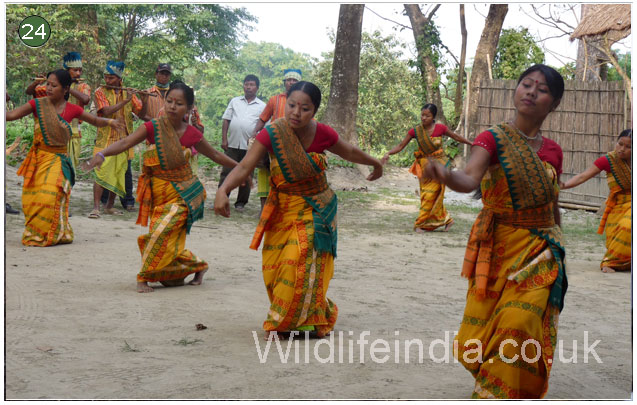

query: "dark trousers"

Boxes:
[218, 147, 250, 207]
[101, 160, 135, 208]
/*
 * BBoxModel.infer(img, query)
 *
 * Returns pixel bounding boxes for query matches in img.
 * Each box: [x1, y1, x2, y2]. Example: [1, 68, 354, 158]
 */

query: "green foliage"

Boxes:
[314, 31, 423, 165]
[191, 41, 316, 147]
[556, 62, 576, 80]
[607, 52, 631, 81]
[6, 4, 255, 105]
[493, 28, 545, 80]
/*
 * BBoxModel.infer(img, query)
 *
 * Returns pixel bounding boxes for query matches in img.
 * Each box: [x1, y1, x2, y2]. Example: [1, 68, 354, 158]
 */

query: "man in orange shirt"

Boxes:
[251, 69, 301, 211]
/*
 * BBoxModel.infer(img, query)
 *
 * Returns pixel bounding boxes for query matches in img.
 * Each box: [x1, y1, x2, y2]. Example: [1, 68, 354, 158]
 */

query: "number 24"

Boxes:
[21, 23, 46, 39]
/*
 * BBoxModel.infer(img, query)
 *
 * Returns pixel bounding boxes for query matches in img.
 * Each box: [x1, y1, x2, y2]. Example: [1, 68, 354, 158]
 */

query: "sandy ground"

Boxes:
[4, 163, 632, 400]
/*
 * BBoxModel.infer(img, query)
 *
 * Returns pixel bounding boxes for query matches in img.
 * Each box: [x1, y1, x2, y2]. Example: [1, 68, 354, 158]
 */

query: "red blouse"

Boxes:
[29, 99, 84, 122]
[473, 130, 563, 175]
[256, 122, 339, 153]
[144, 120, 203, 148]
[408, 123, 448, 138]
[593, 156, 611, 172]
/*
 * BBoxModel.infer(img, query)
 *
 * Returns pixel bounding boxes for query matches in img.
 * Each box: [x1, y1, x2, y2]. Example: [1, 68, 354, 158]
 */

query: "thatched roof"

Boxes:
[570, 4, 631, 42]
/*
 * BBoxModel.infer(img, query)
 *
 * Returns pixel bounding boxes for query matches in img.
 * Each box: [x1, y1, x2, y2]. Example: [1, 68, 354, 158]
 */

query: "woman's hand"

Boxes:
[81, 153, 105, 172]
[423, 161, 451, 183]
[558, 181, 566, 190]
[367, 160, 383, 181]
[380, 153, 390, 165]
[214, 190, 231, 218]
[109, 118, 126, 132]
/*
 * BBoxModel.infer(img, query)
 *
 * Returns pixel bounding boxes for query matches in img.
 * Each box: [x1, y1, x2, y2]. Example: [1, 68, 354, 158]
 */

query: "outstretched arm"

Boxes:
[5, 103, 33, 121]
[381, 133, 412, 164]
[423, 145, 491, 193]
[445, 128, 473, 146]
[560, 164, 601, 190]
[328, 138, 383, 181]
[214, 141, 266, 217]
[82, 124, 148, 171]
[194, 138, 239, 168]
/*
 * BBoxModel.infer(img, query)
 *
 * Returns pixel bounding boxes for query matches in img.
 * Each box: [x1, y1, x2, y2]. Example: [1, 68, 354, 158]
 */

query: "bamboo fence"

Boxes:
[474, 79, 631, 207]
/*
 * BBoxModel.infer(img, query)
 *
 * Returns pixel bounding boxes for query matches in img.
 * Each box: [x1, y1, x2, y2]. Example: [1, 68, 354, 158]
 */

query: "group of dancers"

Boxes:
[6, 54, 632, 398]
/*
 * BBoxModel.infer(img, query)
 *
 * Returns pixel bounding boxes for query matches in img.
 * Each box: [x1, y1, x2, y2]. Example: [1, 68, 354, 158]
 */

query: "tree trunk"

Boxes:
[454, 4, 467, 119]
[575, 4, 608, 81]
[323, 4, 365, 147]
[466, 4, 508, 139]
[404, 4, 446, 125]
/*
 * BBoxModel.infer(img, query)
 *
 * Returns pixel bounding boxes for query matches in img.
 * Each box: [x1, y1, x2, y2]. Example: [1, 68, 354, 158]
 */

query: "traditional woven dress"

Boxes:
[17, 98, 83, 246]
[135, 117, 208, 283]
[408, 123, 453, 230]
[454, 123, 567, 398]
[596, 151, 631, 270]
[252, 118, 339, 336]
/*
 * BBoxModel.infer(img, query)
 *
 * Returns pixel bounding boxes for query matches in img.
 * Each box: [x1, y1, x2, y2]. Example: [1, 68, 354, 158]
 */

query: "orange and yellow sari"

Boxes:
[17, 97, 75, 246]
[598, 151, 631, 270]
[135, 117, 208, 283]
[408, 124, 453, 230]
[454, 123, 567, 399]
[250, 118, 338, 337]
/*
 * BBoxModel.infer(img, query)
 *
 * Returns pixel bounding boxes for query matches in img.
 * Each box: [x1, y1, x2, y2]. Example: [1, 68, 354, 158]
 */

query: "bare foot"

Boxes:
[188, 269, 207, 286]
[137, 281, 154, 293]
[601, 266, 616, 273]
[444, 220, 454, 232]
[414, 228, 425, 234]
[160, 279, 185, 287]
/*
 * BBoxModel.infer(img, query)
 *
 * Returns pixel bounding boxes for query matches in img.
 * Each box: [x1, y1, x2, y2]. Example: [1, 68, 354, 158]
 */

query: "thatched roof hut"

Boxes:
[570, 4, 631, 43]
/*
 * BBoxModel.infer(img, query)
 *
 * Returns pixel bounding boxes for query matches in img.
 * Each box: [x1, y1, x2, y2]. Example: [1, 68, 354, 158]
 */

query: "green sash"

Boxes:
[607, 151, 632, 191]
[34, 97, 75, 186]
[413, 124, 439, 156]
[153, 117, 205, 233]
[268, 118, 338, 256]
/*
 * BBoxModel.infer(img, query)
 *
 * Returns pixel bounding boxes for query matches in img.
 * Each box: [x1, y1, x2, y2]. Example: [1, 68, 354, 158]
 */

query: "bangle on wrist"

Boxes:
[96, 151, 105, 160]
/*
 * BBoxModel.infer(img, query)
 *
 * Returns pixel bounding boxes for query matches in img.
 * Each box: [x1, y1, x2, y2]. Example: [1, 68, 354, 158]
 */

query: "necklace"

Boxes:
[509, 121, 540, 141]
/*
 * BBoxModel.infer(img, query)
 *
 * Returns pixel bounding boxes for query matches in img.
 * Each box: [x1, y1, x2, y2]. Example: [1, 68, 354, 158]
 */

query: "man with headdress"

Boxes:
[25, 52, 92, 170]
[89, 61, 147, 218]
[251, 68, 302, 211]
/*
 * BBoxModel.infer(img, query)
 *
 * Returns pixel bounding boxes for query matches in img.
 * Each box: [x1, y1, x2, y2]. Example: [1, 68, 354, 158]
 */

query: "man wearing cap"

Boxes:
[251, 69, 301, 212]
[25, 52, 92, 170]
[90, 61, 147, 218]
[143, 63, 173, 120]
[218, 74, 265, 211]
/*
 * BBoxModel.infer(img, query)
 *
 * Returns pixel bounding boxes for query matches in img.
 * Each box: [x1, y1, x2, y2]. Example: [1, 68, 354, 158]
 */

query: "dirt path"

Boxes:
[4, 164, 631, 399]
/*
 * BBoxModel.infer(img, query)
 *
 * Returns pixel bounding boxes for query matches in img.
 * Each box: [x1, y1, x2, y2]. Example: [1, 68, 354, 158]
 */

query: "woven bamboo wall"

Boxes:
[474, 79, 630, 207]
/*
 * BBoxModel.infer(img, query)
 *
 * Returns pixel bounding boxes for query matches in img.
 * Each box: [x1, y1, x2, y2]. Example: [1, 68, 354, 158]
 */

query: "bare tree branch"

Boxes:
[426, 4, 440, 21]
[365, 6, 412, 31]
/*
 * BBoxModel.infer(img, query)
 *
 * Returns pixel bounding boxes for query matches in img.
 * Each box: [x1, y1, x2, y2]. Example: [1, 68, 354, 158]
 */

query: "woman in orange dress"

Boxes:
[561, 129, 631, 273]
[6, 69, 124, 246]
[382, 104, 472, 232]
[214, 81, 383, 339]
[84, 81, 239, 292]
[425, 65, 567, 398]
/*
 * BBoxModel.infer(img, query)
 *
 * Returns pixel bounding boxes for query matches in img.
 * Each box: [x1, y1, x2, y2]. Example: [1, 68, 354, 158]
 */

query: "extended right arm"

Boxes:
[6, 103, 34, 121]
[381, 133, 412, 164]
[560, 164, 601, 190]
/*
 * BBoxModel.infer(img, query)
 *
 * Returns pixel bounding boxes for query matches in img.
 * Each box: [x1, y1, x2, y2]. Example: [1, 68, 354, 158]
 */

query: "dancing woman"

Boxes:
[561, 129, 631, 273]
[382, 104, 471, 232]
[84, 81, 239, 292]
[6, 69, 124, 246]
[424, 65, 567, 398]
[214, 81, 382, 338]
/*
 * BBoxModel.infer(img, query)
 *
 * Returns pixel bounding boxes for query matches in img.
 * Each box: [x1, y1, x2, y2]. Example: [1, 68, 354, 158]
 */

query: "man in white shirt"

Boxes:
[219, 74, 265, 211]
